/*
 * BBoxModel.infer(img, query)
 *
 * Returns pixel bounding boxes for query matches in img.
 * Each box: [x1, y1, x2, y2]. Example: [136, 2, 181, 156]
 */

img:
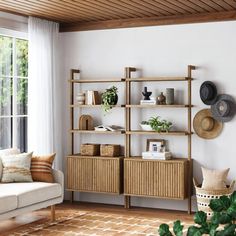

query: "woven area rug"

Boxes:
[6, 210, 191, 236]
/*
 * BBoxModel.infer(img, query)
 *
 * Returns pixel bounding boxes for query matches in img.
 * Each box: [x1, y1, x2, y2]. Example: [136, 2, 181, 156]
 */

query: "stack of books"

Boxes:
[142, 151, 172, 160]
[140, 98, 156, 105]
[86, 90, 100, 105]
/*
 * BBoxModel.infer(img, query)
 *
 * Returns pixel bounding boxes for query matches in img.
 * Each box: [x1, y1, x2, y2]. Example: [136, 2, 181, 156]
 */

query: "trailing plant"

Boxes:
[101, 86, 118, 114]
[158, 191, 236, 236]
[148, 116, 172, 132]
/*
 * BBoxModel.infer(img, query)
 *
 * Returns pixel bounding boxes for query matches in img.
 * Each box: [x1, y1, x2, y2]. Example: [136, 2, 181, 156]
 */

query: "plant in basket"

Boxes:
[158, 191, 236, 236]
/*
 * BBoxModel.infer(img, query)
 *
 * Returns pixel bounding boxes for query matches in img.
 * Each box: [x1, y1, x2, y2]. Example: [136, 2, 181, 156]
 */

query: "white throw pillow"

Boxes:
[0, 148, 20, 180]
[1, 152, 33, 183]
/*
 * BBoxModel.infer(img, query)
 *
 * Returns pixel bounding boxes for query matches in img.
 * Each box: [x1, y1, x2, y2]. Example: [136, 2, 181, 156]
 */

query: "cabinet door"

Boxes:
[124, 159, 189, 199]
[67, 156, 93, 191]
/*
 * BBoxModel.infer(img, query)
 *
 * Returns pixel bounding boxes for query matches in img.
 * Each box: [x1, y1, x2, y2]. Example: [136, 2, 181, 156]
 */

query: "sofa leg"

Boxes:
[51, 205, 55, 221]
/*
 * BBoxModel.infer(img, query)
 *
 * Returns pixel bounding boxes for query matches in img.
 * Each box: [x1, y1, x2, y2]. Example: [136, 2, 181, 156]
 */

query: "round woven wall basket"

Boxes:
[193, 178, 235, 218]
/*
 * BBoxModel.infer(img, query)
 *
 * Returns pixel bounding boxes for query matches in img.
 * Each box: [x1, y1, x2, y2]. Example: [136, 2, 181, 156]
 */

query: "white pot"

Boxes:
[140, 124, 152, 131]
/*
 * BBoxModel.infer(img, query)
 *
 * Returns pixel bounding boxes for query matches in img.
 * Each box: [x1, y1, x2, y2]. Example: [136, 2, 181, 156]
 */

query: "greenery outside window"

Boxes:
[0, 30, 28, 152]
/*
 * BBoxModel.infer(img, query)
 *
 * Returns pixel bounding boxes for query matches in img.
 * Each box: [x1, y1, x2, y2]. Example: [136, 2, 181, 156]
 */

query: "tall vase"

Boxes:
[166, 88, 174, 105]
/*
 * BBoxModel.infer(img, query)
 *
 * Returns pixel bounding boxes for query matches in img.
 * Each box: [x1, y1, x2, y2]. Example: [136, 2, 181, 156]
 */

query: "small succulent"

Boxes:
[101, 86, 118, 114]
[148, 116, 172, 132]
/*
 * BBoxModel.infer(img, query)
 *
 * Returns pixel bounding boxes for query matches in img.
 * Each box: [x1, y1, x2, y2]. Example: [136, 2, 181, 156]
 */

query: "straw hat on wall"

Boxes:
[193, 109, 223, 139]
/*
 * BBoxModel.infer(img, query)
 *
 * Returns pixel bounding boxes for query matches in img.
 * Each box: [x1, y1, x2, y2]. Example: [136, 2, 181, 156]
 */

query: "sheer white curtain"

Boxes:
[28, 17, 62, 169]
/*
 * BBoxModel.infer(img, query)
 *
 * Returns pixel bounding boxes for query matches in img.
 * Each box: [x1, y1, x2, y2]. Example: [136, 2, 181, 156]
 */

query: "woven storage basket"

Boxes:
[81, 143, 100, 156]
[100, 144, 120, 157]
[193, 178, 235, 218]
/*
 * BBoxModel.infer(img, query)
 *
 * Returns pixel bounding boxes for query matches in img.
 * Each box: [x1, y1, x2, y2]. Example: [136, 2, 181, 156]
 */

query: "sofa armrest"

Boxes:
[52, 169, 64, 199]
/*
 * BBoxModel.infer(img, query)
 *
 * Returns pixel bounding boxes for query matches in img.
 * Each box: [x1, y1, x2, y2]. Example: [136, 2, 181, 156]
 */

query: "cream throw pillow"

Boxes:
[0, 148, 20, 180]
[201, 167, 230, 190]
[1, 152, 33, 183]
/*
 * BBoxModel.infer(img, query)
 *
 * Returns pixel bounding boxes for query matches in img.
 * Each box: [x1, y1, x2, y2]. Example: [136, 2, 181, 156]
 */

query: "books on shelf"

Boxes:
[95, 125, 124, 132]
[142, 151, 172, 160]
[140, 98, 156, 105]
[85, 90, 100, 105]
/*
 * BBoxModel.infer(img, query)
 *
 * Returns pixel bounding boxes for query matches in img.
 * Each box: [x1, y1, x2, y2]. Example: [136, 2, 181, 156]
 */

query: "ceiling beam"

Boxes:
[60, 10, 236, 32]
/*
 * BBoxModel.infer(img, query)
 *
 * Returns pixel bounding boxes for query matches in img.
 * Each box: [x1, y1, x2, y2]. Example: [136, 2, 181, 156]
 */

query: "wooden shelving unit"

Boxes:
[67, 65, 196, 214]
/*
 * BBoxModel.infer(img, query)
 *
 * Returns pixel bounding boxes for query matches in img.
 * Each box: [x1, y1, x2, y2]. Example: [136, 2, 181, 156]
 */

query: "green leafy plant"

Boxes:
[141, 121, 150, 125]
[101, 86, 118, 114]
[148, 116, 172, 132]
[158, 191, 236, 236]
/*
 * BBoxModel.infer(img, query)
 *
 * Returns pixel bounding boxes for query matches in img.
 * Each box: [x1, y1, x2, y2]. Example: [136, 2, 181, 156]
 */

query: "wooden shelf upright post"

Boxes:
[187, 65, 196, 214]
[69, 69, 80, 203]
[124, 67, 136, 209]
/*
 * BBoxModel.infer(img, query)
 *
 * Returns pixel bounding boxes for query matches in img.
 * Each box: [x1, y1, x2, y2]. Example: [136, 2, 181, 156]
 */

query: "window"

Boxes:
[0, 30, 28, 152]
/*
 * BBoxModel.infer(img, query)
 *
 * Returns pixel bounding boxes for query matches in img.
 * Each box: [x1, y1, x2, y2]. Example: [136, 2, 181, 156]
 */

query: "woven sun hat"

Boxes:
[200, 81, 217, 105]
[211, 94, 236, 122]
[193, 109, 223, 139]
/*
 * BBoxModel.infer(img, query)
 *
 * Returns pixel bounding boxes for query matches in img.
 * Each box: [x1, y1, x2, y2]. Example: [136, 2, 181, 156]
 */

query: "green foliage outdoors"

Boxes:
[158, 191, 236, 236]
[0, 36, 28, 109]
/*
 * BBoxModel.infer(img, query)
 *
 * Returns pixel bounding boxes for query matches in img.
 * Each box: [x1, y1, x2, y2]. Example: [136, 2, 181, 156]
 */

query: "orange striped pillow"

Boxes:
[31, 153, 55, 183]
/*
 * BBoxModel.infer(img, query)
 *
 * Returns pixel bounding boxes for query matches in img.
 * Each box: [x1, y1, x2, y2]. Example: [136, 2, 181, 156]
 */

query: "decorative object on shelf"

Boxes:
[100, 144, 120, 157]
[94, 125, 124, 132]
[142, 86, 152, 100]
[101, 86, 118, 113]
[76, 92, 85, 105]
[146, 139, 165, 152]
[193, 109, 223, 139]
[200, 81, 217, 105]
[166, 88, 174, 105]
[211, 94, 236, 122]
[148, 116, 172, 132]
[81, 143, 100, 156]
[140, 121, 152, 131]
[157, 92, 166, 105]
[79, 115, 94, 130]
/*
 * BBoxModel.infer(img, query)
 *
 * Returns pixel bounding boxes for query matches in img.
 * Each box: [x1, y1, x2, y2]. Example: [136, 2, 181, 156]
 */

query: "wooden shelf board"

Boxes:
[125, 157, 189, 163]
[66, 188, 122, 195]
[126, 130, 190, 135]
[123, 193, 185, 200]
[67, 154, 124, 159]
[70, 104, 125, 108]
[125, 77, 191, 82]
[70, 129, 125, 134]
[126, 104, 191, 108]
[69, 78, 125, 83]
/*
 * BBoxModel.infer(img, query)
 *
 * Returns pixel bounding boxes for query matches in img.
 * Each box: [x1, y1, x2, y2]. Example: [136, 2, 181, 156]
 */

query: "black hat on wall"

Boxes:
[211, 94, 236, 122]
[200, 81, 217, 105]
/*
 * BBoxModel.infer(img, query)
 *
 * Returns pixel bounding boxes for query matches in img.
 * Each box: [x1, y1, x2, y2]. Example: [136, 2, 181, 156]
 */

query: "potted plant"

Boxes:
[148, 116, 172, 132]
[158, 191, 236, 235]
[101, 86, 118, 114]
[140, 121, 152, 131]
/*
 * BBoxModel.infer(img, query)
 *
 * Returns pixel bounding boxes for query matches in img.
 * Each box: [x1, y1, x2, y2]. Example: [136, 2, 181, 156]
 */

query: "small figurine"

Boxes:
[142, 87, 152, 100]
[157, 92, 166, 105]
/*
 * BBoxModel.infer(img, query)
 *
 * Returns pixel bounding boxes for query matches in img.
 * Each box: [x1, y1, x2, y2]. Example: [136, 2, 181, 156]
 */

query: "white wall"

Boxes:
[59, 21, 236, 211]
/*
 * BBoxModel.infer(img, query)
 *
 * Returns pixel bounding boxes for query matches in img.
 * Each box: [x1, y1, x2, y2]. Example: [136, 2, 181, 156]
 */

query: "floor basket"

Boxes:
[193, 178, 235, 218]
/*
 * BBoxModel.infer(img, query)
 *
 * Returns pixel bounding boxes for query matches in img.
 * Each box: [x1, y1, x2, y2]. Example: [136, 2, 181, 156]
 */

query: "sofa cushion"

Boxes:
[0, 182, 62, 208]
[1, 152, 33, 183]
[0, 148, 20, 180]
[31, 153, 55, 183]
[0, 193, 17, 214]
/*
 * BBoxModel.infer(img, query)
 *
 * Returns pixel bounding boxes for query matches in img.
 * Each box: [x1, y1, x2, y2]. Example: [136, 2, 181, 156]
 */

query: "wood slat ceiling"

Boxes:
[0, 0, 236, 31]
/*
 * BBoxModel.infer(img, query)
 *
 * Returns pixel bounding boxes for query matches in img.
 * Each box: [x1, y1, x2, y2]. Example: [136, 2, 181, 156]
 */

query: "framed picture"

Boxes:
[146, 139, 165, 152]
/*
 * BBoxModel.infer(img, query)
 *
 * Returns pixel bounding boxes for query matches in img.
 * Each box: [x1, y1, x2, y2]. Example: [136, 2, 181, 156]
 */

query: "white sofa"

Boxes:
[0, 169, 64, 221]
